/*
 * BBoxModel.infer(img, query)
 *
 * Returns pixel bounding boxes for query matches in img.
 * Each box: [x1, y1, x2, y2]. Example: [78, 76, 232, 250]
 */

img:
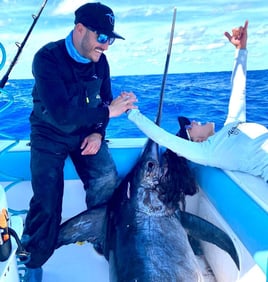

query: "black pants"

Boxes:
[22, 132, 119, 268]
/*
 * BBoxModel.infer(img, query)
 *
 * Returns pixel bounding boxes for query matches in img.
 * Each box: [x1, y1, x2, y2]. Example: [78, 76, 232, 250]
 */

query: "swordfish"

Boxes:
[56, 137, 239, 281]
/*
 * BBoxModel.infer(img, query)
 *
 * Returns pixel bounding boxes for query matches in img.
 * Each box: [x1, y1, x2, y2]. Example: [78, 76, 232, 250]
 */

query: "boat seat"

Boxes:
[223, 170, 268, 213]
[189, 163, 268, 279]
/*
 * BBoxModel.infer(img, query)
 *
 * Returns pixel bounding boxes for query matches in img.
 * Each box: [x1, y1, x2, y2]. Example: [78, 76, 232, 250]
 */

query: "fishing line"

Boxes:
[155, 7, 177, 126]
[0, 0, 48, 89]
[0, 43, 13, 113]
[0, 43, 6, 71]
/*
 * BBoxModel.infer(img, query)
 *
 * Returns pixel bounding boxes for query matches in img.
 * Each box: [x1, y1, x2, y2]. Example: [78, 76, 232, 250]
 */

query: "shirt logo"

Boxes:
[228, 122, 241, 137]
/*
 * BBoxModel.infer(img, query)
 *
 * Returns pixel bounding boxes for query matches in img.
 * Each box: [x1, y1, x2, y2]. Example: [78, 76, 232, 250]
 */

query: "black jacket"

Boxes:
[30, 39, 112, 138]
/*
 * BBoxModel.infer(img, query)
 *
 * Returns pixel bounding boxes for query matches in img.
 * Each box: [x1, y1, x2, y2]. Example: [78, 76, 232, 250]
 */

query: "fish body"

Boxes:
[57, 140, 239, 281]
[104, 140, 202, 281]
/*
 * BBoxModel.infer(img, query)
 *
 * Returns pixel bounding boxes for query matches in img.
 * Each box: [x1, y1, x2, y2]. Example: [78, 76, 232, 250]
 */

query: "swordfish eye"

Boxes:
[147, 161, 157, 174]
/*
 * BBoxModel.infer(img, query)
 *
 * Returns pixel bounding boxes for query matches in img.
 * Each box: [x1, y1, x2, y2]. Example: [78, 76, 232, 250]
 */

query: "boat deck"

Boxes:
[42, 243, 109, 282]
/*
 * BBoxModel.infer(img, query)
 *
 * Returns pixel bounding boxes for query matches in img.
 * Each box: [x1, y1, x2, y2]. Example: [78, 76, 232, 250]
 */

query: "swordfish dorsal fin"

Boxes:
[180, 211, 240, 270]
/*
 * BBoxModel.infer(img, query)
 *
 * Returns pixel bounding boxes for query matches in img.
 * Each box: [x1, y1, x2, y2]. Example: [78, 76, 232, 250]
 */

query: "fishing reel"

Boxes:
[0, 208, 11, 261]
[0, 208, 30, 262]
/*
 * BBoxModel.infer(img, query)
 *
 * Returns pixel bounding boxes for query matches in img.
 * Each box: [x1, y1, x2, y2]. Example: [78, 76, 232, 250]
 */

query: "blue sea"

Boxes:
[0, 70, 267, 140]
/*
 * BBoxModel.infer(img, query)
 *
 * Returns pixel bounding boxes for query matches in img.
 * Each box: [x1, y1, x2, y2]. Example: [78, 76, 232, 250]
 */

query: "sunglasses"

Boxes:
[185, 124, 192, 141]
[86, 26, 115, 45]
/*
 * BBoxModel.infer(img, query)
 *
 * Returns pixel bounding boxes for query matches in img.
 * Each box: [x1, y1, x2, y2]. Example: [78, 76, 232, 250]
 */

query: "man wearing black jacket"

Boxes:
[22, 3, 137, 281]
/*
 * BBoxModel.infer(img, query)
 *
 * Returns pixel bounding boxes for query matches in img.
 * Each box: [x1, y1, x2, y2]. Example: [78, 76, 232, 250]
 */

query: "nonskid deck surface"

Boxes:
[42, 243, 109, 282]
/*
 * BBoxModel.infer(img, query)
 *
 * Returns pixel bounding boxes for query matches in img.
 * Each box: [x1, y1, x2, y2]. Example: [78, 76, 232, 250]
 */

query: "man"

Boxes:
[127, 21, 268, 183]
[22, 3, 137, 282]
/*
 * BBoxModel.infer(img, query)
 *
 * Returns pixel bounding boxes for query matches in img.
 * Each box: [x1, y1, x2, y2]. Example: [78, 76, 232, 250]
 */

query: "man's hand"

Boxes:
[224, 20, 248, 49]
[81, 133, 102, 155]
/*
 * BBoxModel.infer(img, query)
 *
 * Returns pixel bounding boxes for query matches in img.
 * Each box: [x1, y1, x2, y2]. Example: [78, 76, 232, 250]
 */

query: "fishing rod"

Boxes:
[155, 7, 177, 126]
[0, 0, 48, 89]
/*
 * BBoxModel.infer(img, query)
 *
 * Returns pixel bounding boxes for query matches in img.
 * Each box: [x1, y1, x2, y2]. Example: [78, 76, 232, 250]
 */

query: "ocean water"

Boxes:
[0, 70, 267, 140]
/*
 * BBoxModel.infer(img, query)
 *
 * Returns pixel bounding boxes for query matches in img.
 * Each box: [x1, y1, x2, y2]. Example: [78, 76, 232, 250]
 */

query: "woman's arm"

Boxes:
[127, 109, 209, 165]
[224, 49, 247, 125]
[224, 21, 248, 125]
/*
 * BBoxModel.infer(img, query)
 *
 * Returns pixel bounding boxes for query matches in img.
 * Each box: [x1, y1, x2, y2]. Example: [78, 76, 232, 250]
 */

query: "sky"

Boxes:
[0, 0, 268, 79]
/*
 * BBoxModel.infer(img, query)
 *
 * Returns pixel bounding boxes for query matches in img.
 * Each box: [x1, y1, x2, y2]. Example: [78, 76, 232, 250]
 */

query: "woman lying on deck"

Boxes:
[126, 20, 268, 183]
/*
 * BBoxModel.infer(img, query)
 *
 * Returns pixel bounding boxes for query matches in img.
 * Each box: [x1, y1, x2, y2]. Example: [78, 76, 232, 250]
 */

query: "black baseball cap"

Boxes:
[74, 2, 125, 40]
[178, 116, 191, 140]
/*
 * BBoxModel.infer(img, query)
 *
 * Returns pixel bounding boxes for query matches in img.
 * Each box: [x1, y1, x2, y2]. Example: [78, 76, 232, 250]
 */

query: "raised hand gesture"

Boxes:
[224, 20, 248, 49]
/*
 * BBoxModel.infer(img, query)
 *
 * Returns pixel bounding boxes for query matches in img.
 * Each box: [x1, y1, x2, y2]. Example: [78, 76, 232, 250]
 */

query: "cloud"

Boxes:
[189, 42, 224, 51]
[53, 0, 89, 15]
[256, 25, 268, 35]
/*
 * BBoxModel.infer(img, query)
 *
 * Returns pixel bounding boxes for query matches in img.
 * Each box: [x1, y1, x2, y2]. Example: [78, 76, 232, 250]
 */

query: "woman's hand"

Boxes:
[224, 20, 248, 49]
[108, 91, 138, 118]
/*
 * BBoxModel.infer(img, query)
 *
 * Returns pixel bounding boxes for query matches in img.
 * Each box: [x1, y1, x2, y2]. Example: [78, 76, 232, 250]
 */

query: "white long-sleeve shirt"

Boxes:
[128, 49, 268, 183]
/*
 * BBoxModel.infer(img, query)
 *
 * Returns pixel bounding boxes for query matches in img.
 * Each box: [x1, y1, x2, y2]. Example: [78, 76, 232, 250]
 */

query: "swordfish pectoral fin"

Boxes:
[56, 205, 107, 249]
[180, 211, 240, 270]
